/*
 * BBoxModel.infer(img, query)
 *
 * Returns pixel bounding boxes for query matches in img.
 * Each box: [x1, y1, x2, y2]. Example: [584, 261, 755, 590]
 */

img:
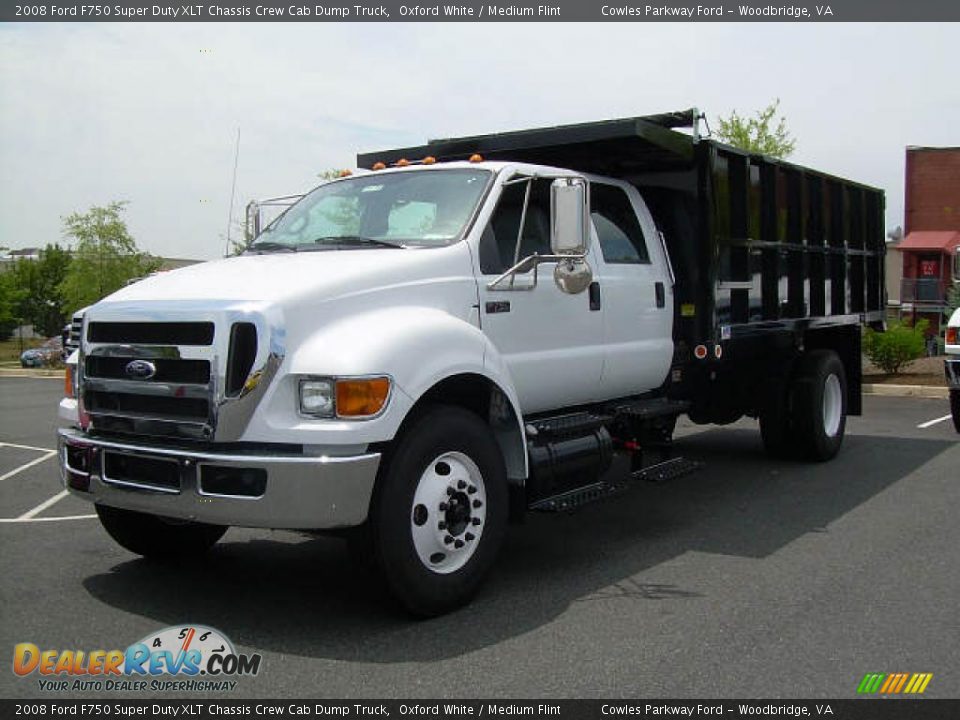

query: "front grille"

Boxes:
[85, 391, 209, 421]
[85, 356, 211, 384]
[66, 314, 83, 354]
[87, 322, 214, 345]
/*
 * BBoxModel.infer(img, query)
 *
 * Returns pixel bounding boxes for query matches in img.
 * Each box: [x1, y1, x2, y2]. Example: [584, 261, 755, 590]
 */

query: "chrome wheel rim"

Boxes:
[410, 451, 486, 575]
[823, 373, 843, 438]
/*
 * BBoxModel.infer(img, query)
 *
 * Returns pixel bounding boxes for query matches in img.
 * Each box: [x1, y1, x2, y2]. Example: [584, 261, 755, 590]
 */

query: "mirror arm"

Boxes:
[509, 178, 534, 288]
[486, 252, 589, 291]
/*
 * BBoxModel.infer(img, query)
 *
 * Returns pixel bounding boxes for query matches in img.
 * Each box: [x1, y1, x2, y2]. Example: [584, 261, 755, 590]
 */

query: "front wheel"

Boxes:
[368, 406, 508, 617]
[950, 389, 960, 434]
[96, 505, 227, 560]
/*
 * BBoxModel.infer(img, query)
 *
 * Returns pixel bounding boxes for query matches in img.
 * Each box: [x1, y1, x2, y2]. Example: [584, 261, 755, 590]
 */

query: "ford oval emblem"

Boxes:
[124, 359, 157, 380]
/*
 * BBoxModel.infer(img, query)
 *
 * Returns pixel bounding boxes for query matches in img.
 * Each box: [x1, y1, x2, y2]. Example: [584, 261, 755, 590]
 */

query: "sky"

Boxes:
[0, 22, 956, 260]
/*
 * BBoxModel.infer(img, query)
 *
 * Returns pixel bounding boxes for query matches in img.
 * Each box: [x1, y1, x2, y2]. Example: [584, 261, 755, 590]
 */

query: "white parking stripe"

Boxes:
[917, 414, 953, 429]
[18, 490, 69, 520]
[0, 451, 56, 482]
[0, 441, 56, 453]
[0, 514, 96, 524]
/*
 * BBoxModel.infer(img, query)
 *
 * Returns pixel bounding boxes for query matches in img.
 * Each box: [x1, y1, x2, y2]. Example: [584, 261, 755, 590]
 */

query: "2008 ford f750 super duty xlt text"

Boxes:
[58, 111, 886, 615]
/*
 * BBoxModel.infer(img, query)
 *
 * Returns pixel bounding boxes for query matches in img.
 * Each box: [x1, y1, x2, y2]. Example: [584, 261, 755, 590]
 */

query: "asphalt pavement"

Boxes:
[1, 376, 957, 699]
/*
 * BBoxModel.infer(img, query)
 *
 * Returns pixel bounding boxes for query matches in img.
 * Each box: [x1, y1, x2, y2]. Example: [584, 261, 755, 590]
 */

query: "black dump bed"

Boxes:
[358, 110, 886, 349]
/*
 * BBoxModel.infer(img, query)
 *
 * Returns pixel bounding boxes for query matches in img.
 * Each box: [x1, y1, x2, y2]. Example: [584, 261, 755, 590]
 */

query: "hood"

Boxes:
[101, 245, 473, 310]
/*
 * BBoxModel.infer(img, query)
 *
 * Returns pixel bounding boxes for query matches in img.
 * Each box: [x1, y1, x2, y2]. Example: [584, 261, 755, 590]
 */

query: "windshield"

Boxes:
[250, 168, 491, 251]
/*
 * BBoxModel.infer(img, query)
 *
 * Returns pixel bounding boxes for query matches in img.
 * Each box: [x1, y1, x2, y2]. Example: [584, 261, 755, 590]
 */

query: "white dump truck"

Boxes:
[58, 111, 887, 615]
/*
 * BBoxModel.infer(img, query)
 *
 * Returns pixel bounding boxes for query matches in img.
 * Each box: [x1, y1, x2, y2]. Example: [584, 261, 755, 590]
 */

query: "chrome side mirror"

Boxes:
[550, 178, 589, 255]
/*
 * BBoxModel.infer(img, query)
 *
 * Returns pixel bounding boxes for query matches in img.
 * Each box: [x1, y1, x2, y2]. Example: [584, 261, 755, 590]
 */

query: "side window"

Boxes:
[479, 178, 552, 275]
[591, 184, 650, 264]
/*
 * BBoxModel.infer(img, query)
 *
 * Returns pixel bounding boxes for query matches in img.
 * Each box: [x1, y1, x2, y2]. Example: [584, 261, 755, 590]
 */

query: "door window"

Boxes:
[591, 184, 650, 264]
[479, 178, 552, 274]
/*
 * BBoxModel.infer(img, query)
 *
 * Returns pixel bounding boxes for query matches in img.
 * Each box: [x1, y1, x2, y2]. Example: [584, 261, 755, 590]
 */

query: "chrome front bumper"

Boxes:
[946, 358, 960, 390]
[57, 428, 380, 529]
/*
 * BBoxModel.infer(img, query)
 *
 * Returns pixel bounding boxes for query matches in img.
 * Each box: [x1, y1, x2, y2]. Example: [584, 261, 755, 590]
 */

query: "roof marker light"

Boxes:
[395, 158, 410, 167]
[338, 169, 353, 177]
[371, 162, 386, 171]
[423, 156, 437, 165]
[469, 154, 483, 163]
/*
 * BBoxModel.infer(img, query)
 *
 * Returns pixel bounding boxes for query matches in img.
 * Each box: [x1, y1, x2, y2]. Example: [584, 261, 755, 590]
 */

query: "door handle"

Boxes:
[655, 281, 666, 308]
[589, 282, 601, 311]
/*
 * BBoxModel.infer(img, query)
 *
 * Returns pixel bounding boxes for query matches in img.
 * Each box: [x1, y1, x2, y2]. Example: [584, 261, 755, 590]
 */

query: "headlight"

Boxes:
[299, 378, 335, 417]
[298, 376, 391, 419]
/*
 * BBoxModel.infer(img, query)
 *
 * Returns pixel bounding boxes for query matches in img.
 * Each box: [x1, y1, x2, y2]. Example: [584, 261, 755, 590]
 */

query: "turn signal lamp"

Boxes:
[947, 327, 958, 345]
[336, 378, 391, 418]
[469, 154, 484, 163]
[64, 364, 75, 399]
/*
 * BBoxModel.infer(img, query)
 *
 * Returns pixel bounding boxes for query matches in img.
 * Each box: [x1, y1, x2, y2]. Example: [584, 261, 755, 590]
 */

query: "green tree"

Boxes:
[59, 202, 162, 313]
[0, 270, 23, 340]
[715, 99, 797, 159]
[10, 244, 73, 337]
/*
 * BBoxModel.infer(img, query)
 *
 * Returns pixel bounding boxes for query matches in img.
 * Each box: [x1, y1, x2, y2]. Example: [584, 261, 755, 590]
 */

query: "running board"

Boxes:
[528, 457, 701, 512]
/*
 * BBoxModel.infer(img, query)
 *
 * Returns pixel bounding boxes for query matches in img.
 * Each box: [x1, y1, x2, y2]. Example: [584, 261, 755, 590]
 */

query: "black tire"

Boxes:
[950, 389, 960, 434]
[368, 405, 508, 617]
[96, 504, 226, 560]
[792, 350, 847, 462]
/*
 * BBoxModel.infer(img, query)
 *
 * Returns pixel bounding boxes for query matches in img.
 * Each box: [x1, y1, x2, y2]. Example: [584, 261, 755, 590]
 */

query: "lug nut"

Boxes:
[438, 521, 447, 530]
[465, 532, 475, 542]
[472, 517, 481, 526]
[454, 539, 464, 549]
[473, 499, 483, 508]
[444, 535, 454, 545]
[457, 480, 467, 490]
[468, 485, 477, 494]
[446, 487, 455, 496]
[439, 502, 447, 512]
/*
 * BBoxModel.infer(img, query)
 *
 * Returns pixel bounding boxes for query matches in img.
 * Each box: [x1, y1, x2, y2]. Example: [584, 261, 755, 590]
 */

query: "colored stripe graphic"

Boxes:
[857, 673, 885, 694]
[857, 672, 932, 694]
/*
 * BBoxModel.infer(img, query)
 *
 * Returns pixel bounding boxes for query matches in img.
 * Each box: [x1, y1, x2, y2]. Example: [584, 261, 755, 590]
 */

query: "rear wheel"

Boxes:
[950, 389, 960, 434]
[792, 350, 847, 461]
[96, 505, 226, 559]
[368, 405, 508, 617]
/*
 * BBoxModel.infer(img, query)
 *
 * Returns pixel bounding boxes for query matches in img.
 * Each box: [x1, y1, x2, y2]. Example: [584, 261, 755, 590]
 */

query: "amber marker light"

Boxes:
[338, 169, 353, 177]
[372, 162, 386, 171]
[947, 326, 958, 345]
[336, 377, 391, 418]
[469, 154, 484, 163]
[64, 365, 75, 399]
[422, 156, 437, 165]
[395, 158, 410, 167]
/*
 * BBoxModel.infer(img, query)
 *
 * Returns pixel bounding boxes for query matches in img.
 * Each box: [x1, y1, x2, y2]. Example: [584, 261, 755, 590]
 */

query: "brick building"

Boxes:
[896, 146, 960, 335]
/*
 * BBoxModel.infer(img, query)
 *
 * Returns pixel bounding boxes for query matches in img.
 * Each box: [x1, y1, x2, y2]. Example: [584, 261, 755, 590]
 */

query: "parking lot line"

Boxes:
[0, 441, 55, 453]
[0, 450, 56, 482]
[917, 414, 953, 429]
[0, 514, 95, 524]
[18, 489, 69, 520]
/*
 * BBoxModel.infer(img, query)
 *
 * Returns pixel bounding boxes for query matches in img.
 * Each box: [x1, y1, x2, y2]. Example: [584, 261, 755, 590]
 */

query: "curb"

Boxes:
[0, 369, 64, 379]
[863, 384, 949, 399]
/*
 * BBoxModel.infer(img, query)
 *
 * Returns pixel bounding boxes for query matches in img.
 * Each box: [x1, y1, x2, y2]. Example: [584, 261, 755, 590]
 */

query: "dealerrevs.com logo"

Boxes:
[12, 625, 262, 692]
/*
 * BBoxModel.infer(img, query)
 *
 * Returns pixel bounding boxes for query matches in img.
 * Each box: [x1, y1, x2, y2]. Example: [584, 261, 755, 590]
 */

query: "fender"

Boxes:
[261, 306, 528, 478]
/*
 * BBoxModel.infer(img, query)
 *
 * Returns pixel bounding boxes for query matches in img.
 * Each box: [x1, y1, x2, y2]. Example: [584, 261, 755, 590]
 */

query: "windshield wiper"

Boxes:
[247, 241, 297, 254]
[308, 236, 406, 249]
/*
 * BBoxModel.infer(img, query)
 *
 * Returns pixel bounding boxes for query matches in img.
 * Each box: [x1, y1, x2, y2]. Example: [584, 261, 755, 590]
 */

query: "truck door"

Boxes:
[476, 175, 604, 414]
[590, 182, 674, 397]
